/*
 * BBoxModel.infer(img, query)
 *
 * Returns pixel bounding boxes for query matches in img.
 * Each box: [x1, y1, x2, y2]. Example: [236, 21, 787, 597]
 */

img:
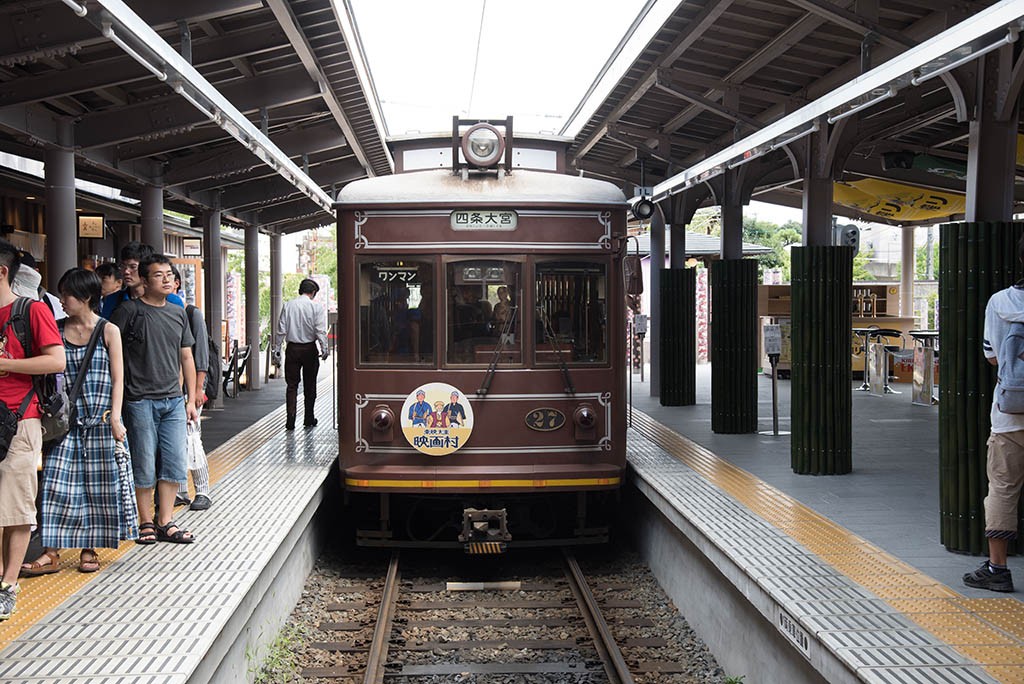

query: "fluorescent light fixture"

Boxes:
[826, 87, 897, 124]
[172, 82, 218, 123]
[101, 22, 166, 82]
[61, 0, 87, 17]
[726, 147, 768, 170]
[769, 122, 820, 151]
[93, 0, 335, 215]
[911, 27, 1019, 85]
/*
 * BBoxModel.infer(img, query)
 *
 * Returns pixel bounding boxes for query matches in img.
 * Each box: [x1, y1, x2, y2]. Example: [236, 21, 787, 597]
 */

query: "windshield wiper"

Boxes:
[477, 305, 518, 396]
[538, 307, 576, 395]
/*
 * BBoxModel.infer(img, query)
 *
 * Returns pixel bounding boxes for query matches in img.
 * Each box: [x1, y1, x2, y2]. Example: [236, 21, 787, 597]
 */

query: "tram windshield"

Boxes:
[359, 259, 434, 364]
[446, 259, 521, 365]
[535, 261, 607, 364]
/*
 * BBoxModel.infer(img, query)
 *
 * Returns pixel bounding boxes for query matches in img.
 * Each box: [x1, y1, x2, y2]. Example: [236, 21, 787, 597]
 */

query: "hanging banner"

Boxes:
[833, 178, 965, 222]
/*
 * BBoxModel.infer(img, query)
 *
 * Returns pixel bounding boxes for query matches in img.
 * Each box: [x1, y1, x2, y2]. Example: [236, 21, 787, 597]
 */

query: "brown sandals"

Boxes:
[20, 550, 60, 577]
[78, 550, 100, 573]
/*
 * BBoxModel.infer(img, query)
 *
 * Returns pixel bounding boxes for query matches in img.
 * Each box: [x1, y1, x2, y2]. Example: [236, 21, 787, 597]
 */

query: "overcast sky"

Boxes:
[349, 0, 650, 136]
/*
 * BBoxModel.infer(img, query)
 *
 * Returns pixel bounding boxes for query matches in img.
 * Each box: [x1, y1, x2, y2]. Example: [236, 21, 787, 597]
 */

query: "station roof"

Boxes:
[565, 0, 1024, 226]
[0, 0, 391, 234]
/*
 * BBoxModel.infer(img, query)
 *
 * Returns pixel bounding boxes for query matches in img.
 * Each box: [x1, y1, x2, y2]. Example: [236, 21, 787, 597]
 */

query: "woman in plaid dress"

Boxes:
[21, 269, 137, 575]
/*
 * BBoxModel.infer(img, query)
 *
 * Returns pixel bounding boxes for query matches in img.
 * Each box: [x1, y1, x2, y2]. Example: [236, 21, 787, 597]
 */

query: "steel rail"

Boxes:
[562, 549, 635, 684]
[363, 550, 401, 684]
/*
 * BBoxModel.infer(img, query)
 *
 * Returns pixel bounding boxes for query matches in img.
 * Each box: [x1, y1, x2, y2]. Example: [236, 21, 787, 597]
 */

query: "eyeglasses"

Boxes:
[147, 271, 175, 281]
[120, 263, 139, 273]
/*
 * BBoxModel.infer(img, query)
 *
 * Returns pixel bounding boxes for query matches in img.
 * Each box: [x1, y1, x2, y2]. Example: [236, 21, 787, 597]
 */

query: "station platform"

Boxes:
[627, 365, 1024, 683]
[0, 373, 338, 683]
[1, 361, 1021, 683]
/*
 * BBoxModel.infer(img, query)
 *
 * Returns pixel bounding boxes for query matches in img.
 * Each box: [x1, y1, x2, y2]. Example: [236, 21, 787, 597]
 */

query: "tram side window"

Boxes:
[446, 260, 522, 365]
[535, 261, 607, 364]
[359, 260, 434, 365]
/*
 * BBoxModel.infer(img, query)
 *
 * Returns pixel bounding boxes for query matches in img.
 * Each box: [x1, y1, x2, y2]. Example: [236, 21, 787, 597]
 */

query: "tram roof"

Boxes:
[336, 169, 627, 206]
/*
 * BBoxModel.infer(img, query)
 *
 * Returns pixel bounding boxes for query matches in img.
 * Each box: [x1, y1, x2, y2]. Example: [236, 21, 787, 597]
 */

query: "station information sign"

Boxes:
[450, 210, 518, 230]
[763, 324, 782, 357]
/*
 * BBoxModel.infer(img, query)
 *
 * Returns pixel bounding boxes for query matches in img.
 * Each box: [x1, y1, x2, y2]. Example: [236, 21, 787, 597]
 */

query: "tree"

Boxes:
[853, 248, 873, 281]
[915, 241, 939, 280]
[742, 217, 802, 281]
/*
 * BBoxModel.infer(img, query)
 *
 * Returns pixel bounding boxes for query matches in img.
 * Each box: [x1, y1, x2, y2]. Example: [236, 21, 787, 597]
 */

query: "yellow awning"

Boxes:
[833, 178, 965, 222]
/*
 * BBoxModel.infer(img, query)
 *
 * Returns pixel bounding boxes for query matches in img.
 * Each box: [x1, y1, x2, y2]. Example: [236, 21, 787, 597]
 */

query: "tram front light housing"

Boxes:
[462, 123, 505, 168]
[574, 404, 597, 441]
[371, 404, 395, 442]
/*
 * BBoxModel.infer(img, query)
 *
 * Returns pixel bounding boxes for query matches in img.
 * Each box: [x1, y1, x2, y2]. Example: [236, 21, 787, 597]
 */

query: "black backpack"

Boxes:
[5, 297, 69, 443]
[186, 304, 222, 400]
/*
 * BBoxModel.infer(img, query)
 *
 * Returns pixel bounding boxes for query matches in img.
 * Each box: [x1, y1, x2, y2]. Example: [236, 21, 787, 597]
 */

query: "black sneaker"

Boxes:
[190, 494, 212, 511]
[174, 495, 191, 507]
[304, 419, 318, 428]
[963, 561, 1014, 592]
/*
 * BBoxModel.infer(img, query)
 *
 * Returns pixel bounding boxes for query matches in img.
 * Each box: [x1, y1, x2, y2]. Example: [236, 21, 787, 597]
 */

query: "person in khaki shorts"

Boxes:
[964, 236, 1024, 593]
[0, 240, 66, 620]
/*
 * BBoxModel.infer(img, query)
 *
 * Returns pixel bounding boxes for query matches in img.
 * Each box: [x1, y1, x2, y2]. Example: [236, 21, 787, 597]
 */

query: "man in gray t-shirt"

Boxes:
[110, 254, 199, 545]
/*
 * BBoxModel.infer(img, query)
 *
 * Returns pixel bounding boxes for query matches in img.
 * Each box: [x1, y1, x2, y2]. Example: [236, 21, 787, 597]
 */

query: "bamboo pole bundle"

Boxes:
[939, 222, 1024, 553]
[791, 246, 852, 474]
[659, 268, 697, 406]
[710, 259, 758, 433]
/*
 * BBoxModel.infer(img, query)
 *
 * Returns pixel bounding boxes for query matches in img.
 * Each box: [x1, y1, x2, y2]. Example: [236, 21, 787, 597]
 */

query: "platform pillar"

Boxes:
[710, 259, 757, 432]
[660, 268, 696, 406]
[141, 184, 164, 252]
[649, 205, 664, 398]
[204, 199, 224, 408]
[43, 134, 76, 283]
[791, 246, 853, 474]
[939, 222, 1024, 553]
[245, 223, 261, 390]
[270, 231, 283, 362]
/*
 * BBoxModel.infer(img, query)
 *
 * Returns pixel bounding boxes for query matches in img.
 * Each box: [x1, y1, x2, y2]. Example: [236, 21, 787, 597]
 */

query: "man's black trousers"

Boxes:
[285, 341, 320, 427]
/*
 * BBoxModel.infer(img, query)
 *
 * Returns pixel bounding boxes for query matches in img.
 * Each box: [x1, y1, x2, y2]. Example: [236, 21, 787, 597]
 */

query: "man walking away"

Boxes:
[964, 234, 1024, 592]
[0, 240, 65, 620]
[276, 279, 328, 430]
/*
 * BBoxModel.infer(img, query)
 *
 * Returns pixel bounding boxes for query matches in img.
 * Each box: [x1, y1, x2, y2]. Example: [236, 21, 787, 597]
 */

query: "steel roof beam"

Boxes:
[219, 159, 363, 211]
[782, 0, 915, 47]
[75, 65, 320, 149]
[81, 0, 334, 215]
[163, 122, 348, 186]
[569, 0, 736, 163]
[654, 76, 764, 129]
[0, 24, 288, 108]
[265, 0, 377, 177]
[653, 1, 1024, 201]
[0, 0, 262, 66]
[656, 67, 806, 106]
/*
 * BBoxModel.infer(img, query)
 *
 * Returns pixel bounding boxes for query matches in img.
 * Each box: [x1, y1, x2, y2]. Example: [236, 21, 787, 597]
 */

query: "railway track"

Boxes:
[298, 549, 693, 683]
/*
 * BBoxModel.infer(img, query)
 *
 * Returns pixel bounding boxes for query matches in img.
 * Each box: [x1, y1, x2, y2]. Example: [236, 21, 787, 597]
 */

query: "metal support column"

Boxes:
[141, 184, 165, 251]
[966, 49, 1020, 222]
[44, 136, 76, 284]
[802, 120, 833, 247]
[204, 200, 224, 407]
[270, 231, 283, 361]
[900, 227, 915, 317]
[244, 224, 261, 390]
[649, 205, 664, 398]
[720, 202, 743, 260]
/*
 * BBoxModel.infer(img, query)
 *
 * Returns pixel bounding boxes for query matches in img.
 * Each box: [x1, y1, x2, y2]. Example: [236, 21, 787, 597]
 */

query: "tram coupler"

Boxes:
[459, 508, 510, 554]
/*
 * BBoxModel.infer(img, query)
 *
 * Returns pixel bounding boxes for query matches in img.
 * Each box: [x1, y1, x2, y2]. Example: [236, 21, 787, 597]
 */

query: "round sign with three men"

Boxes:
[400, 382, 474, 456]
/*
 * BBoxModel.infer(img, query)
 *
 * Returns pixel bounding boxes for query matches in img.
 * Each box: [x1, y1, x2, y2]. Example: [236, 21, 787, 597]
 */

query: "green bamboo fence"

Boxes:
[710, 259, 758, 433]
[791, 246, 853, 474]
[940, 221, 1024, 554]
[660, 268, 697, 406]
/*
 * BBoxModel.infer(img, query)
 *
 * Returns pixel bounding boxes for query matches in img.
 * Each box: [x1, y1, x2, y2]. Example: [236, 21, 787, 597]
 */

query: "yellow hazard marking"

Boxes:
[345, 476, 621, 490]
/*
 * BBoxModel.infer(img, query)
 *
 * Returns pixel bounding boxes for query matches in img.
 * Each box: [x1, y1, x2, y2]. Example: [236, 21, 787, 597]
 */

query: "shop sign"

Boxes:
[77, 214, 105, 239]
[182, 237, 202, 256]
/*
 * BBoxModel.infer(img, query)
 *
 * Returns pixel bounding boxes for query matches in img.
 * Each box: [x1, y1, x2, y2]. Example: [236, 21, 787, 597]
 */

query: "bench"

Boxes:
[222, 340, 252, 398]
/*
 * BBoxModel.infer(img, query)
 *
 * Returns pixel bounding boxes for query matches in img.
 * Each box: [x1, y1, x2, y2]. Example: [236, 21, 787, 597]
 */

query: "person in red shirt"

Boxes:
[0, 240, 65, 621]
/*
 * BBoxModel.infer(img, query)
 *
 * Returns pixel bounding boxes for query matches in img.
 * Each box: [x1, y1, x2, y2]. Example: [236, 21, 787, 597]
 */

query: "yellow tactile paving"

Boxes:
[633, 409, 1024, 683]
[0, 382, 324, 653]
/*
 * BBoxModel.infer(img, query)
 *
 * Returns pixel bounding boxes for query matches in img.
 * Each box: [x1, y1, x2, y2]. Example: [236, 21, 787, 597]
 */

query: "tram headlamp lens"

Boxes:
[574, 405, 596, 429]
[462, 123, 505, 167]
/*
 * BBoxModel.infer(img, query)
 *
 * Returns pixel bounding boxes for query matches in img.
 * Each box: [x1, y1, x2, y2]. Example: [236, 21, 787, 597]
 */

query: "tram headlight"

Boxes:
[371, 405, 395, 442]
[573, 404, 597, 441]
[462, 123, 505, 168]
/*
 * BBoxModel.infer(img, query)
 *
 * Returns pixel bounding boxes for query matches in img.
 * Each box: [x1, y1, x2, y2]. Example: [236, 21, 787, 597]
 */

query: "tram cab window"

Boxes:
[535, 261, 607, 364]
[446, 260, 521, 365]
[358, 260, 434, 365]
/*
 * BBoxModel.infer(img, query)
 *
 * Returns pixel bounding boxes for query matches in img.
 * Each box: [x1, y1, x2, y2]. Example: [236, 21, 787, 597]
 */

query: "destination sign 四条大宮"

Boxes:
[451, 210, 517, 230]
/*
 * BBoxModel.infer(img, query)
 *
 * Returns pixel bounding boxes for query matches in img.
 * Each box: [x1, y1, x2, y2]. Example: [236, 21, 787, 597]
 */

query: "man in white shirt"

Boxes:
[964, 236, 1024, 593]
[276, 278, 328, 430]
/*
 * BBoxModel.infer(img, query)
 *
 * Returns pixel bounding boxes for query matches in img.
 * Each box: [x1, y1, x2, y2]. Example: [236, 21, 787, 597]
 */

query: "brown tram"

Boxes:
[336, 120, 629, 552]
